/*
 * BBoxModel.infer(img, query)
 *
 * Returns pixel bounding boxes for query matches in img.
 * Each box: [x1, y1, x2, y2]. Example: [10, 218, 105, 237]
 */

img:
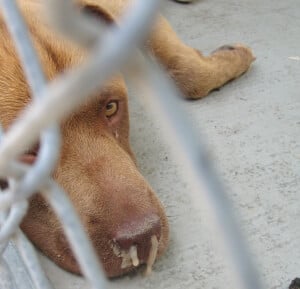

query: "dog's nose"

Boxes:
[112, 213, 161, 273]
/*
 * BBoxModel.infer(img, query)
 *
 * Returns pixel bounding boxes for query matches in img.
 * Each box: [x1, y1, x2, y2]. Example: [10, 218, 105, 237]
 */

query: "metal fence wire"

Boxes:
[0, 1, 263, 289]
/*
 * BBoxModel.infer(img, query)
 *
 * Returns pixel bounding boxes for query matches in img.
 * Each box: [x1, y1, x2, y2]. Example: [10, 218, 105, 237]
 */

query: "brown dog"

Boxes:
[0, 0, 255, 278]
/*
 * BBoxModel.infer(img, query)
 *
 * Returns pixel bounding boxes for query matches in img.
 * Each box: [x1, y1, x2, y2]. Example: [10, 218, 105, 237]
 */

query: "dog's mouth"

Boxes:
[19, 143, 40, 165]
[111, 235, 159, 276]
[0, 144, 39, 189]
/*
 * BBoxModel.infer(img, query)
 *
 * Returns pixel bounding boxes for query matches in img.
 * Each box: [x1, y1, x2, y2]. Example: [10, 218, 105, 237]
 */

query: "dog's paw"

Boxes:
[212, 43, 256, 72]
[165, 43, 255, 99]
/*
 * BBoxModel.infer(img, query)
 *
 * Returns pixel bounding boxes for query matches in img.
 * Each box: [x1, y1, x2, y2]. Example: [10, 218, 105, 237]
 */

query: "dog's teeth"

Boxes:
[129, 246, 139, 267]
[145, 235, 159, 276]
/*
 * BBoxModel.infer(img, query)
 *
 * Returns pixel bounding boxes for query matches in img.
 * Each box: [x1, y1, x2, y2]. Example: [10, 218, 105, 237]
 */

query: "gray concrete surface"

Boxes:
[14, 0, 300, 288]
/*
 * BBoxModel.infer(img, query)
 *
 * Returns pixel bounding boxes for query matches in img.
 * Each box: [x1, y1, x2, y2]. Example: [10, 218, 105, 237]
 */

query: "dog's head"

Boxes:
[0, 2, 169, 277]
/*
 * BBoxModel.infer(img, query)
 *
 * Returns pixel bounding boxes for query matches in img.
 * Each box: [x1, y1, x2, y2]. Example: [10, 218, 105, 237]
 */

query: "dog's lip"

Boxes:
[19, 144, 39, 165]
[19, 153, 37, 165]
[19, 154, 37, 165]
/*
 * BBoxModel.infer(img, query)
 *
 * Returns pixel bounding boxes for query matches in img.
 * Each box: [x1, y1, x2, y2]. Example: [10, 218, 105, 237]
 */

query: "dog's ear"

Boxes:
[80, 3, 116, 25]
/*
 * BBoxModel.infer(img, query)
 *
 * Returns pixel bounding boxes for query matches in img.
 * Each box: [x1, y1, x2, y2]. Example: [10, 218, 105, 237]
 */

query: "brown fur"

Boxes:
[0, 0, 254, 277]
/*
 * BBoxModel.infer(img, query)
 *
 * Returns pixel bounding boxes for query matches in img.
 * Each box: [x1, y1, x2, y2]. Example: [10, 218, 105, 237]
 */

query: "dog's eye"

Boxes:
[105, 101, 118, 118]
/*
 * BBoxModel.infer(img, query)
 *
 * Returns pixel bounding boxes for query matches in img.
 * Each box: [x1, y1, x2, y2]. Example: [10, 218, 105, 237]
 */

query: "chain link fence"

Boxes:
[0, 1, 263, 288]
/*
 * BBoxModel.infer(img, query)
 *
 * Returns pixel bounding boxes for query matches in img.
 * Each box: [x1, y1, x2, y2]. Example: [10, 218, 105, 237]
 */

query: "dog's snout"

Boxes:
[112, 213, 161, 267]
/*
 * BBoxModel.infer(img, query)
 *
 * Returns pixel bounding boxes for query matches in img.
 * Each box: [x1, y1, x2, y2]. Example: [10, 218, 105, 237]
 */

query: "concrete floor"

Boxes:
[9, 0, 300, 288]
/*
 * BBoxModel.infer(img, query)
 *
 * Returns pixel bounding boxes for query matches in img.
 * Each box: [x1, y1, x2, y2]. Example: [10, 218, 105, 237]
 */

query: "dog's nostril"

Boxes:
[112, 213, 161, 270]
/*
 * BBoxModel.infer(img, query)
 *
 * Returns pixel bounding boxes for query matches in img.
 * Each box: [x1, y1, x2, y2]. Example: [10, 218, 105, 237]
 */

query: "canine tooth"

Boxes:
[145, 235, 159, 276]
[129, 246, 139, 267]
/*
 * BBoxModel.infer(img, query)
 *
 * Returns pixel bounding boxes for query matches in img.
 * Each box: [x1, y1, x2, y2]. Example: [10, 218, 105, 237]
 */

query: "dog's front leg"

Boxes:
[81, 1, 255, 99]
[147, 16, 255, 99]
